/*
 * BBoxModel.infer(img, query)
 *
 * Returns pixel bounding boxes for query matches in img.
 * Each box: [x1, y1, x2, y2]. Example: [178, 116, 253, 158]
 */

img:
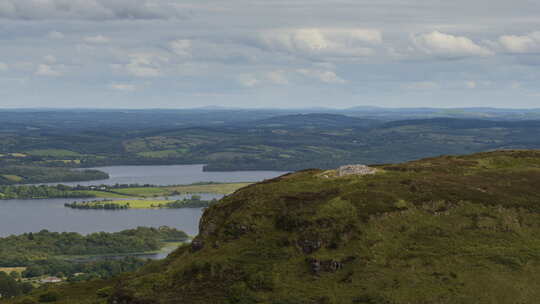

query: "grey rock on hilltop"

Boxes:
[337, 164, 377, 177]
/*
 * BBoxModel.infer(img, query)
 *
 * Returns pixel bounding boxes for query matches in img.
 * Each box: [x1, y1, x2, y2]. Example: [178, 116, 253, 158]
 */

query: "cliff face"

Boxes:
[19, 150, 540, 304]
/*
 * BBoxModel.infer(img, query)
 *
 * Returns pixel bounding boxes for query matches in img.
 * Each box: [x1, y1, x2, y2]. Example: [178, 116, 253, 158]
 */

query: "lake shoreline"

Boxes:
[0, 164, 285, 237]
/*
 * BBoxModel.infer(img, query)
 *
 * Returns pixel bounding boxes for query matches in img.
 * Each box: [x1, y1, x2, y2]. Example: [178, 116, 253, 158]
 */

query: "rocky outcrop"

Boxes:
[307, 258, 345, 275]
[338, 164, 377, 177]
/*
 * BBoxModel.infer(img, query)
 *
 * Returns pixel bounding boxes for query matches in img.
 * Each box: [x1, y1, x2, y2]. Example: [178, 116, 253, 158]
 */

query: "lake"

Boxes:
[47, 164, 286, 186]
[1, 165, 287, 237]
[0, 197, 204, 238]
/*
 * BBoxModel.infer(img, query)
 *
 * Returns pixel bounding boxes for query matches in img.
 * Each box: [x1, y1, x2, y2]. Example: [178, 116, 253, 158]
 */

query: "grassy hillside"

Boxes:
[11, 150, 540, 304]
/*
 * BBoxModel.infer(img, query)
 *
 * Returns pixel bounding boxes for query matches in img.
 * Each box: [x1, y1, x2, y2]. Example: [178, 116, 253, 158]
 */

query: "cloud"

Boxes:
[266, 70, 289, 85]
[0, 0, 183, 20]
[43, 55, 57, 64]
[120, 53, 168, 77]
[413, 31, 493, 57]
[169, 39, 192, 58]
[237, 74, 259, 87]
[12, 62, 33, 72]
[236, 70, 289, 87]
[403, 81, 439, 90]
[84, 35, 111, 44]
[465, 81, 477, 89]
[498, 32, 540, 53]
[110, 83, 136, 91]
[259, 28, 380, 59]
[0, 63, 8, 72]
[35, 64, 64, 76]
[297, 69, 346, 84]
[510, 82, 521, 89]
[47, 31, 65, 40]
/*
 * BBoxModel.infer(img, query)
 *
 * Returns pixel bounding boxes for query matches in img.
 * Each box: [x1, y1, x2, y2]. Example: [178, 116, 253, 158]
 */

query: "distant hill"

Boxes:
[238, 113, 381, 129]
[381, 117, 540, 129]
[18, 150, 540, 303]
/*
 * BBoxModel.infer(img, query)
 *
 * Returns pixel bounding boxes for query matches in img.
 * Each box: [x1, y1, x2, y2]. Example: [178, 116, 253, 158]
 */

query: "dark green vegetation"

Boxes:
[0, 165, 108, 186]
[0, 185, 96, 200]
[0, 227, 187, 301]
[3, 109, 540, 185]
[64, 196, 217, 210]
[0, 227, 188, 266]
[0, 183, 243, 200]
[19, 257, 147, 282]
[64, 200, 131, 210]
[0, 272, 33, 300]
[163, 197, 217, 208]
[12, 150, 540, 304]
[0, 227, 188, 284]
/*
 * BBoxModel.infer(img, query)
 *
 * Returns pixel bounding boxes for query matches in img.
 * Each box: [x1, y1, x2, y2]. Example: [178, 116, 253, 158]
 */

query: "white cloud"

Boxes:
[498, 32, 540, 53]
[297, 69, 346, 84]
[403, 81, 439, 90]
[259, 28, 380, 58]
[510, 82, 521, 89]
[47, 31, 65, 40]
[465, 81, 477, 89]
[124, 53, 167, 77]
[266, 70, 289, 85]
[110, 83, 136, 91]
[35, 64, 64, 77]
[169, 39, 192, 58]
[43, 55, 57, 64]
[237, 74, 259, 87]
[0, 63, 8, 72]
[13, 62, 33, 72]
[236, 71, 288, 87]
[84, 35, 110, 44]
[0, 0, 183, 20]
[413, 31, 493, 57]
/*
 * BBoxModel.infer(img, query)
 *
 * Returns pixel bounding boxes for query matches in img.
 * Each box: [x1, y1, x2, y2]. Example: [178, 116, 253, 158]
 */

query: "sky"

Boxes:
[1, 0, 540, 109]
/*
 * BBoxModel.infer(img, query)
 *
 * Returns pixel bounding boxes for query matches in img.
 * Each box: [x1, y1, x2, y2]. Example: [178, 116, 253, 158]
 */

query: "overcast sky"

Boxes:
[1, 0, 540, 109]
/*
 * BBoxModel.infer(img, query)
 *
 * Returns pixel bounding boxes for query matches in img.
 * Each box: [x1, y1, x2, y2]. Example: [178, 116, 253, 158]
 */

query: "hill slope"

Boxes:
[15, 150, 540, 304]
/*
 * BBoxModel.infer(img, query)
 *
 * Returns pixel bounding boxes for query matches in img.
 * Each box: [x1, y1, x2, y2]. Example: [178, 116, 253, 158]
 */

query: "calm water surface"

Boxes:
[49, 164, 286, 186]
[0, 197, 204, 237]
[2, 165, 286, 238]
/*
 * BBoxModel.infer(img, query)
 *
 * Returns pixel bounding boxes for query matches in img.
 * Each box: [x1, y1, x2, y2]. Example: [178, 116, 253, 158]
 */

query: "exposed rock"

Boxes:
[306, 258, 344, 275]
[307, 258, 322, 275]
[298, 238, 323, 254]
[191, 238, 204, 252]
[324, 260, 344, 272]
[337, 164, 377, 177]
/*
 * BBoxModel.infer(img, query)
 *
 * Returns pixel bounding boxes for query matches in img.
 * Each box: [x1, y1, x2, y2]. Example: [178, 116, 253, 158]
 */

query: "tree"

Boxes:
[9, 271, 20, 280]
[0, 272, 21, 298]
[38, 291, 60, 302]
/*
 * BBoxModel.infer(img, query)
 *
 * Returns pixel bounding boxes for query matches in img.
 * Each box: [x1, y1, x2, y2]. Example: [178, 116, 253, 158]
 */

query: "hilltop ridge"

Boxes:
[11, 150, 540, 304]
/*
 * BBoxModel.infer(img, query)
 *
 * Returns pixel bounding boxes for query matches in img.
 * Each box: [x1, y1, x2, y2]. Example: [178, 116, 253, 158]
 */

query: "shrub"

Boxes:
[38, 291, 60, 302]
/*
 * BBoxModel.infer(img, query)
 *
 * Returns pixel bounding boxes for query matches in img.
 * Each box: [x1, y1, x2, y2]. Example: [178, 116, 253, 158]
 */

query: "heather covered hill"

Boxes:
[13, 150, 540, 304]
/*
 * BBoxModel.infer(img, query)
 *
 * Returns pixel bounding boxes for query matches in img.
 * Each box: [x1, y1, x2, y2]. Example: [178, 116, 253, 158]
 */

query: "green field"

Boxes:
[106, 200, 174, 209]
[107, 183, 251, 197]
[166, 182, 251, 195]
[0, 267, 26, 274]
[1, 175, 23, 182]
[72, 190, 132, 199]
[67, 199, 174, 209]
[25, 149, 82, 158]
[9, 153, 27, 158]
[136, 150, 184, 158]
[111, 187, 171, 197]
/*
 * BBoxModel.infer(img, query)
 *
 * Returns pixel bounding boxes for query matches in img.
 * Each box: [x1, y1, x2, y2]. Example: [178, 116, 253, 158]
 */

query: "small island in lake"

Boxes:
[64, 195, 217, 210]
